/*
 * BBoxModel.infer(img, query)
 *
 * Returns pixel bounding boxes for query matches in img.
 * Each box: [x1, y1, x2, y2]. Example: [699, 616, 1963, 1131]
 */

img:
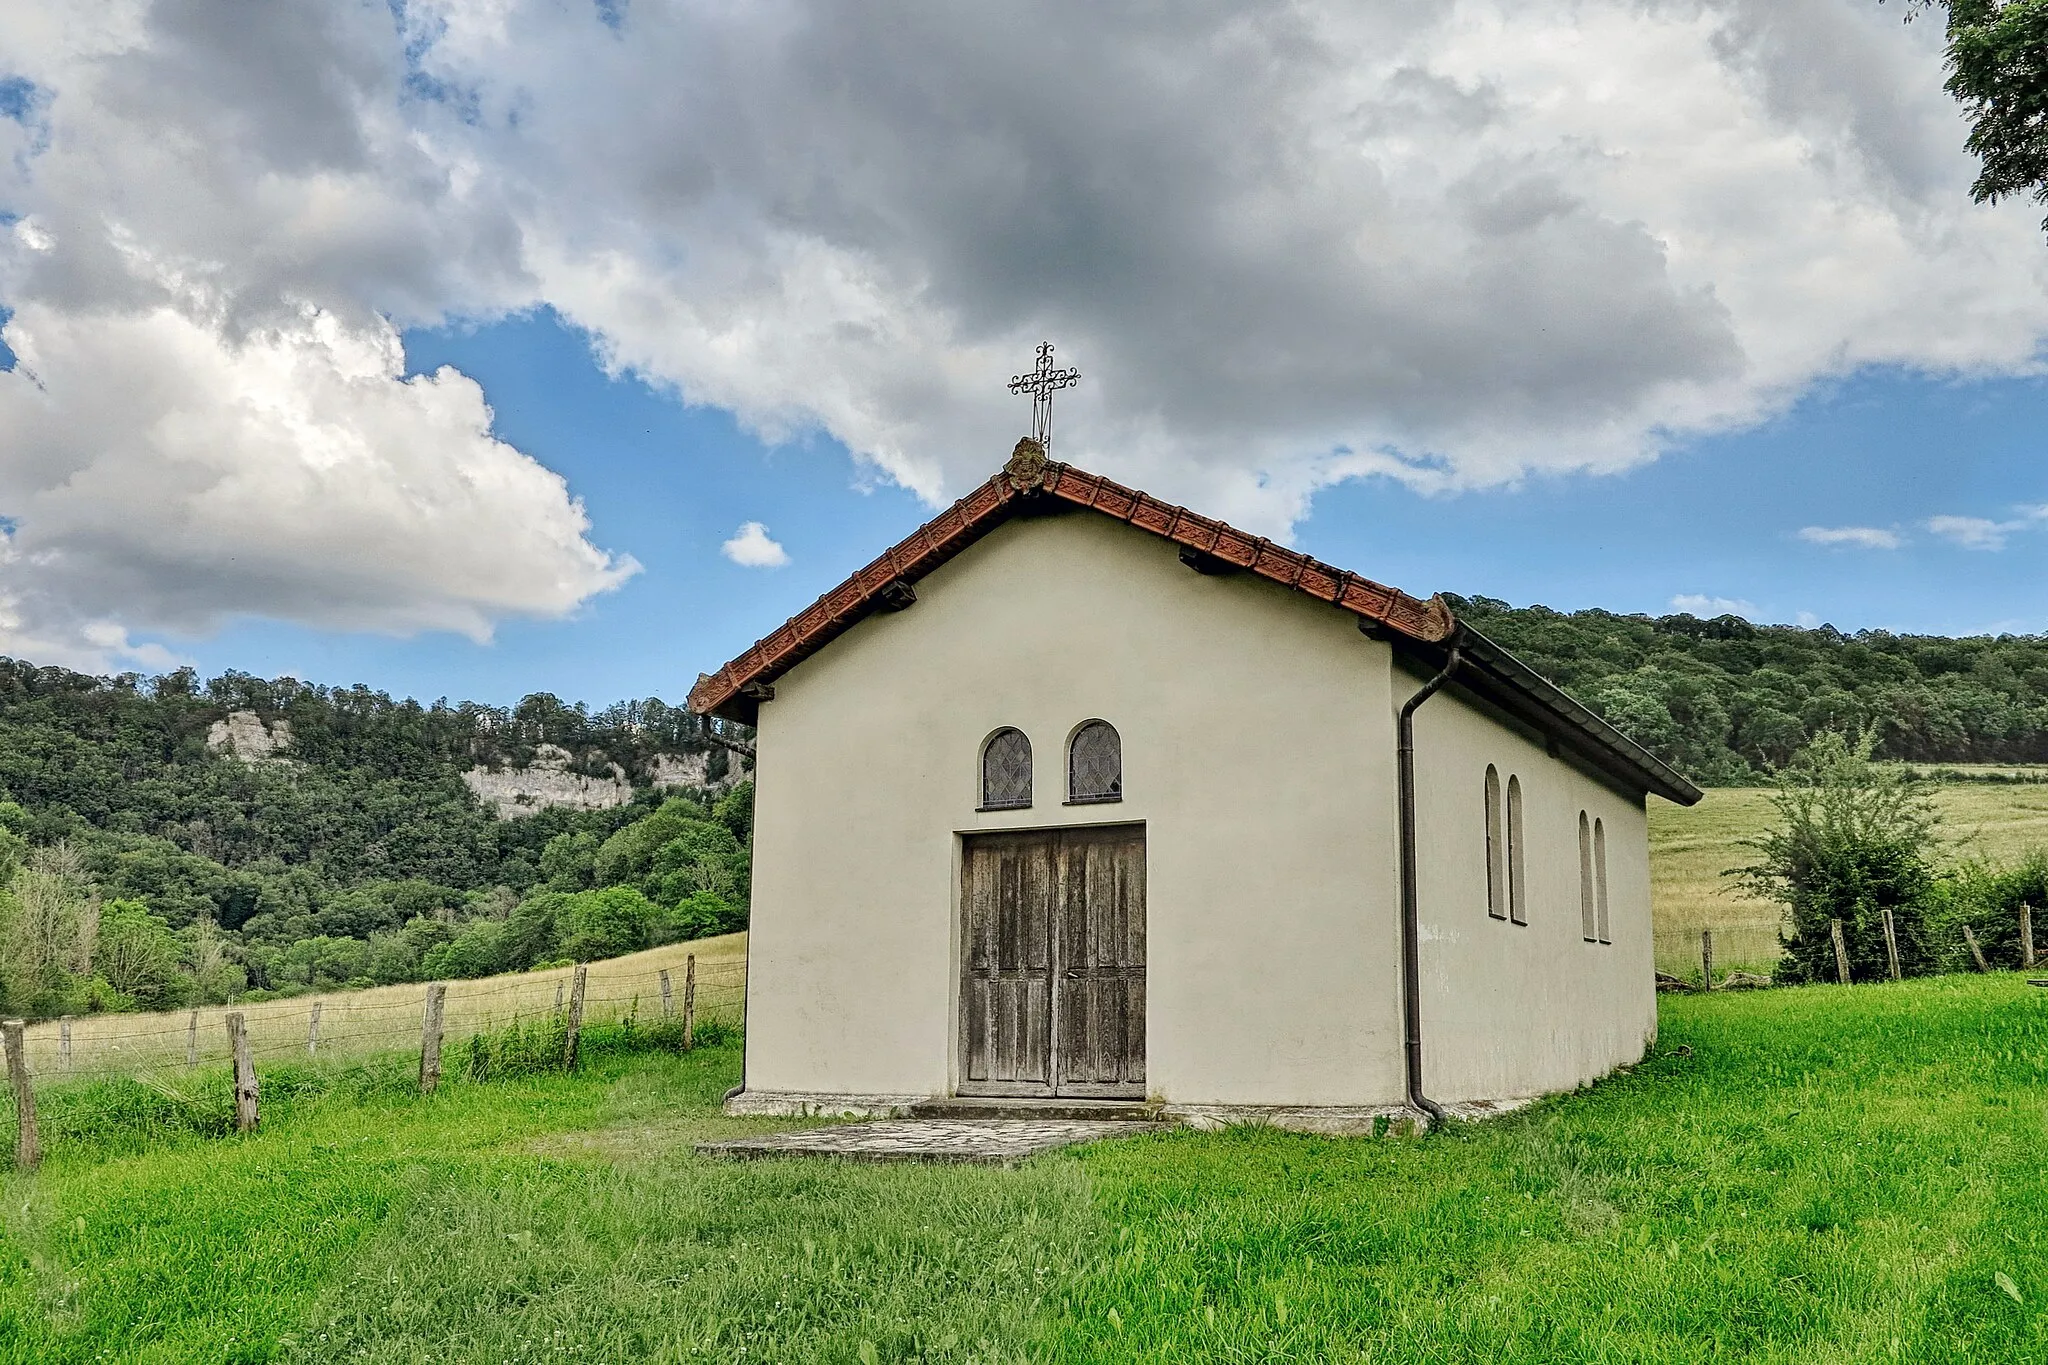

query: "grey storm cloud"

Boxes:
[1, 0, 2045, 667]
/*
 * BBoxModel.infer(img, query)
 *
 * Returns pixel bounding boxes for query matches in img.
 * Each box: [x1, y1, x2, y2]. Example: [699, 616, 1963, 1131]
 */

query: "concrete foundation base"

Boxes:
[723, 1089, 1538, 1132]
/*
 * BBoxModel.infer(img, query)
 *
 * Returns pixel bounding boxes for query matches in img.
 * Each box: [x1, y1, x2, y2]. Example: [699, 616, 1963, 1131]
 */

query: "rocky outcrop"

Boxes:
[206, 710, 295, 763]
[649, 750, 752, 790]
[463, 744, 634, 818]
[461, 744, 754, 820]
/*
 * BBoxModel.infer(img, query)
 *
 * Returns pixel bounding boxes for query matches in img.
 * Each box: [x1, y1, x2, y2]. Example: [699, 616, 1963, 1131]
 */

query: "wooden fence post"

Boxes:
[419, 983, 447, 1095]
[1700, 931, 1714, 991]
[564, 964, 587, 1071]
[1963, 923, 1991, 973]
[554, 979, 565, 1013]
[1830, 918, 1851, 985]
[226, 1012, 258, 1134]
[186, 1009, 199, 1067]
[307, 1002, 322, 1057]
[1881, 908, 1902, 981]
[659, 969, 674, 1019]
[58, 1017, 71, 1071]
[2024, 905, 2036, 970]
[4, 1020, 38, 1171]
[684, 954, 697, 1051]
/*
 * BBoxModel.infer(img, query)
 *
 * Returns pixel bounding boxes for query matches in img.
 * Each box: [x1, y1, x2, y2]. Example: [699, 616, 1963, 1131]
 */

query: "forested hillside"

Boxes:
[1455, 597, 2048, 785]
[0, 660, 754, 1019]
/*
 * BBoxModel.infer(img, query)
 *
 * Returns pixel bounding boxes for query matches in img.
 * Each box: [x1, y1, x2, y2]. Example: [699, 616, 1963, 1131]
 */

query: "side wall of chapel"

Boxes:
[1406, 669, 1659, 1102]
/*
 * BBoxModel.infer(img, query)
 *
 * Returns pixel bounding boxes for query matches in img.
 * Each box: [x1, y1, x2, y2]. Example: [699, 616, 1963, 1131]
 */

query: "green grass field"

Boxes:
[4, 975, 2046, 1362]
[1649, 781, 2048, 975]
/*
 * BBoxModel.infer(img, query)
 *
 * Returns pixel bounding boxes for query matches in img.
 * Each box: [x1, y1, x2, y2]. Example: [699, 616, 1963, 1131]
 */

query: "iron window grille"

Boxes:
[1067, 720, 1122, 804]
[980, 728, 1033, 810]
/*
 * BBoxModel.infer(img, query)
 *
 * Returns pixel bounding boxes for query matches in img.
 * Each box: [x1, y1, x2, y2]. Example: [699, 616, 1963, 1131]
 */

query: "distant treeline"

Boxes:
[0, 660, 754, 1018]
[1452, 597, 2048, 786]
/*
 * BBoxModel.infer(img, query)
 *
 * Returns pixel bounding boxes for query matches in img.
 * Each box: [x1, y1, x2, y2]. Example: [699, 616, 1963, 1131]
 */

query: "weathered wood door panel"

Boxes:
[1055, 825, 1147, 1095]
[959, 825, 1145, 1099]
[960, 832, 1055, 1093]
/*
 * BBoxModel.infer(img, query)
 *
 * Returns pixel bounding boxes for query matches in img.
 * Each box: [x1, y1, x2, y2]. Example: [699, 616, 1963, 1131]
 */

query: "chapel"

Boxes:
[689, 440, 1700, 1129]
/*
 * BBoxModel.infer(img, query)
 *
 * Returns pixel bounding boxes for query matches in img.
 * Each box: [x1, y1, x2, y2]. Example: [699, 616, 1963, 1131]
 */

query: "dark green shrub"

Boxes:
[1927, 850, 2048, 972]
[1731, 732, 1943, 983]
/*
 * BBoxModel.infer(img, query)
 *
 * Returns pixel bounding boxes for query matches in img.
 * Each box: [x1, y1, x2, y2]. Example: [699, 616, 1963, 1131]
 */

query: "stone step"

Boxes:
[905, 1096, 1159, 1122]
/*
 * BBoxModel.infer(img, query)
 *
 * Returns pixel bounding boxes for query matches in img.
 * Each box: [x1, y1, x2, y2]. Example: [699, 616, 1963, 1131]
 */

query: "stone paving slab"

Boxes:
[696, 1118, 1170, 1165]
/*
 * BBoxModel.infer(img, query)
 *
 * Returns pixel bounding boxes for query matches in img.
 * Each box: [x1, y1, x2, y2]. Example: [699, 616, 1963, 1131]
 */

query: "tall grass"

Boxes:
[0, 1012, 734, 1169]
[4, 978, 2046, 1362]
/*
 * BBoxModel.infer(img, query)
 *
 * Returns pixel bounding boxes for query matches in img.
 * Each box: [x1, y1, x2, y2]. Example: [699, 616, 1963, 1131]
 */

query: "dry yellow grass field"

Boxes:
[19, 932, 748, 1078]
[1648, 779, 2048, 973]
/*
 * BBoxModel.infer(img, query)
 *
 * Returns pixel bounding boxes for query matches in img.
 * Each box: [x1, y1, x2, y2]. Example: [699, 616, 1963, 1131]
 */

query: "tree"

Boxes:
[5, 842, 92, 978]
[95, 899, 186, 1010]
[555, 886, 661, 962]
[644, 824, 747, 906]
[1896, 2, 2048, 231]
[187, 915, 246, 1003]
[1730, 732, 1943, 982]
[592, 797, 711, 886]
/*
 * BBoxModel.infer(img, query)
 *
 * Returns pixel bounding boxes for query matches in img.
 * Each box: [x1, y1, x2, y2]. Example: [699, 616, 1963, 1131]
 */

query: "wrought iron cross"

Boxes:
[1008, 342, 1079, 453]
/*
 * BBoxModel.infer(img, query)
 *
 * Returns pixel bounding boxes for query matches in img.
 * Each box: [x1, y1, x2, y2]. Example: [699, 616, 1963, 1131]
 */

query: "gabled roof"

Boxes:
[689, 440, 1701, 806]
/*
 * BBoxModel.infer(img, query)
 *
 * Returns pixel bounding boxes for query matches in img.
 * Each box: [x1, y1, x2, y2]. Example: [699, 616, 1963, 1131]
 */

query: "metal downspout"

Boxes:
[1397, 642, 1462, 1129]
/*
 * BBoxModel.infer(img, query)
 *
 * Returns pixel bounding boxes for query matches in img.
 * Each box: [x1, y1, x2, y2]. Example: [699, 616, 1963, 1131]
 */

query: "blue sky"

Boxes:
[168, 309, 2048, 710]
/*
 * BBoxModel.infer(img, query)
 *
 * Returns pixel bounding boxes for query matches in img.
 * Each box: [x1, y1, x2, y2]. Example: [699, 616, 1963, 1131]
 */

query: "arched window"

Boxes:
[980, 728, 1032, 810]
[1484, 766, 1506, 920]
[1578, 811, 1597, 942]
[1507, 775, 1527, 926]
[1594, 817, 1611, 944]
[1067, 720, 1122, 803]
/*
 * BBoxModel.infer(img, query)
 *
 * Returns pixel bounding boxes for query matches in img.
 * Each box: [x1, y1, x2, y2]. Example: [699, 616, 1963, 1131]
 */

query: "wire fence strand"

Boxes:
[10, 942, 748, 1084]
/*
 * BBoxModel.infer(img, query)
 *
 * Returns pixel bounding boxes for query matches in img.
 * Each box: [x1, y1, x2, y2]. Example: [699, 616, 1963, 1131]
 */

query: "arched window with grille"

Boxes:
[1578, 811, 1597, 942]
[1594, 817, 1611, 943]
[1067, 720, 1122, 804]
[1484, 766, 1506, 920]
[980, 728, 1033, 810]
[1506, 775, 1527, 926]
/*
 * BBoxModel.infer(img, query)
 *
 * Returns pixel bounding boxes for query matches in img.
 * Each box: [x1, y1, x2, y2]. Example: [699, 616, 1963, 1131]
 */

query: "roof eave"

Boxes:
[1433, 624, 1703, 807]
[686, 442, 1455, 723]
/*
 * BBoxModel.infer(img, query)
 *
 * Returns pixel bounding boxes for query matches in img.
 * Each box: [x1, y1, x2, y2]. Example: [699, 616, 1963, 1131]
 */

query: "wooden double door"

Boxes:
[959, 824, 1146, 1098]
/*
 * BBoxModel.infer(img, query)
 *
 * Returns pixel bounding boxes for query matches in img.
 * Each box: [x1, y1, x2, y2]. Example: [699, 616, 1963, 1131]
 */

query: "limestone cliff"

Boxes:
[462, 743, 751, 819]
[205, 710, 295, 763]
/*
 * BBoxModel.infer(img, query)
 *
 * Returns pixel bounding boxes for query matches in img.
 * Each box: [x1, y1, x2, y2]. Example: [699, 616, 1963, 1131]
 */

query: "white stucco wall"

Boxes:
[1407, 671, 1658, 1102]
[744, 509, 1409, 1108]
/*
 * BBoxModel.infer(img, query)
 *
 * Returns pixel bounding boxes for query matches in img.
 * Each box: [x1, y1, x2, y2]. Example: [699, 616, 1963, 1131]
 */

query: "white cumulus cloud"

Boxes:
[0, 300, 637, 666]
[1799, 526, 1905, 550]
[1926, 514, 2016, 551]
[721, 522, 790, 569]
[1925, 506, 2048, 551]
[1670, 594, 1758, 618]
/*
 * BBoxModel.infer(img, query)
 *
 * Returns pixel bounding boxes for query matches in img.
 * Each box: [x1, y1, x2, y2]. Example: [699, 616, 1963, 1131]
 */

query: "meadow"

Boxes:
[2, 974, 2045, 1363]
[11, 934, 749, 1078]
[1647, 777, 2048, 976]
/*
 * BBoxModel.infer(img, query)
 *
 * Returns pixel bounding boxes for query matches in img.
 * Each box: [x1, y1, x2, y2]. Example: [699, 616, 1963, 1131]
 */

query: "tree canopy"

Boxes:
[1453, 596, 2048, 783]
[1897, 1, 2048, 229]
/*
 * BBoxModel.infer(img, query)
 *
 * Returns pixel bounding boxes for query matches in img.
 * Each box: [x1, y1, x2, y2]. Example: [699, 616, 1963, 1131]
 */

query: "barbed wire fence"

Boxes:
[1655, 919, 1783, 987]
[1, 951, 747, 1170]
